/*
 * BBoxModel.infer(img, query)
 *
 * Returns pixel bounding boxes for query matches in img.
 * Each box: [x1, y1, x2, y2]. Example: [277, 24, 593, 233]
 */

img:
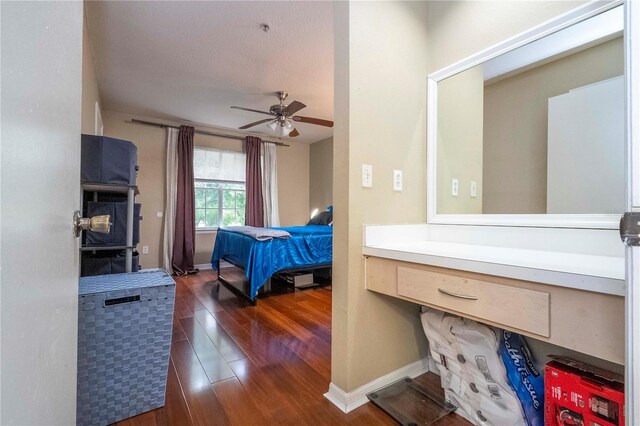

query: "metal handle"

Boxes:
[73, 210, 112, 237]
[438, 288, 478, 300]
[104, 295, 140, 307]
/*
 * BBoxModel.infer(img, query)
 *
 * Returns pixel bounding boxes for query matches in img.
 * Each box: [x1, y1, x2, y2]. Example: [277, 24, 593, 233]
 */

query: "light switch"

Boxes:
[470, 180, 477, 198]
[451, 178, 459, 196]
[142, 245, 149, 254]
[362, 164, 373, 188]
[393, 170, 402, 192]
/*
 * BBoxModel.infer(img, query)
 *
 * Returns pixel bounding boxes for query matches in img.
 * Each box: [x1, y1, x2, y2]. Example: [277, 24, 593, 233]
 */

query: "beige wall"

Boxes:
[483, 37, 623, 213]
[102, 110, 309, 269]
[331, 0, 589, 393]
[332, 1, 430, 392]
[81, 6, 101, 135]
[275, 139, 311, 226]
[309, 137, 333, 216]
[437, 65, 484, 214]
[426, 1, 584, 72]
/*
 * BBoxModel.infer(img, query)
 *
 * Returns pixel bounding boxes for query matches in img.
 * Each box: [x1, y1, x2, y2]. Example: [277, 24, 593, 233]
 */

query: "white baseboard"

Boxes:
[428, 355, 439, 373]
[195, 263, 213, 270]
[323, 357, 430, 413]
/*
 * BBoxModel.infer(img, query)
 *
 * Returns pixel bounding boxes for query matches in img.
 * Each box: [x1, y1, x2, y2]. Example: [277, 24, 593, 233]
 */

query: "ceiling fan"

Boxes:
[231, 91, 333, 138]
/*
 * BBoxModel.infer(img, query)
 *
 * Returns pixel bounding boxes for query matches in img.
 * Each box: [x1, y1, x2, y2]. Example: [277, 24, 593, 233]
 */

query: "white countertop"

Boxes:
[363, 224, 626, 296]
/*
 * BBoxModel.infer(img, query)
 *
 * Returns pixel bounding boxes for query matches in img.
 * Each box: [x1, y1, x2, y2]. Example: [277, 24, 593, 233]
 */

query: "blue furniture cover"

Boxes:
[77, 270, 175, 426]
[211, 225, 332, 299]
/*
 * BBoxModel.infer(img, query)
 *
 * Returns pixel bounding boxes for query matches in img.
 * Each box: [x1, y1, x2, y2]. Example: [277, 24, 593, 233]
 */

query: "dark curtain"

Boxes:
[245, 136, 264, 227]
[172, 125, 198, 275]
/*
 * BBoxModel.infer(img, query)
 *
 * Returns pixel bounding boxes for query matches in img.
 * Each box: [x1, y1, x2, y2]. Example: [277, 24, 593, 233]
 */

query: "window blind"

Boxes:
[193, 147, 246, 182]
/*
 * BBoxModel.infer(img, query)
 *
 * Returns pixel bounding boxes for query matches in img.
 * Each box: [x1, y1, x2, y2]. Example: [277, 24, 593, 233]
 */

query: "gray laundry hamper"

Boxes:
[77, 270, 175, 426]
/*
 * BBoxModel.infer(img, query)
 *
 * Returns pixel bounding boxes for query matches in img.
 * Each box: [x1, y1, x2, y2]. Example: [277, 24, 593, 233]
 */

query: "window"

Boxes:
[194, 147, 246, 229]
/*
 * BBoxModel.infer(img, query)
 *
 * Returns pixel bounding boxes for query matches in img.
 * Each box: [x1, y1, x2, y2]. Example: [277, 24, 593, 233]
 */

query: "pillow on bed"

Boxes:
[307, 210, 333, 226]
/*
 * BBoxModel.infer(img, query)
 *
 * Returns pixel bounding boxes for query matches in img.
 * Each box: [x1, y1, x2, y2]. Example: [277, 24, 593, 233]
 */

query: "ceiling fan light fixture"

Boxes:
[267, 120, 278, 132]
[277, 122, 290, 137]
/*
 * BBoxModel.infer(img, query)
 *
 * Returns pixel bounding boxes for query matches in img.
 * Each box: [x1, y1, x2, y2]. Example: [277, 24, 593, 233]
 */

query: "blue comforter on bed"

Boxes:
[211, 225, 332, 299]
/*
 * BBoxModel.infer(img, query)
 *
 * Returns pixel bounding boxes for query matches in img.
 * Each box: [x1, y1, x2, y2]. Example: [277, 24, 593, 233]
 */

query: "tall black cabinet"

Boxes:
[80, 135, 141, 276]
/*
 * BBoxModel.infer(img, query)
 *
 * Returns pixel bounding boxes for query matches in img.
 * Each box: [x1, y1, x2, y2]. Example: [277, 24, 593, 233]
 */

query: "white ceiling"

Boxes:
[85, 1, 334, 144]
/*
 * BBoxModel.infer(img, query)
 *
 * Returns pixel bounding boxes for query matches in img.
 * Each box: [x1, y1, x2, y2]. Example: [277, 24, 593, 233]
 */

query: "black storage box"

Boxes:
[85, 202, 141, 246]
[81, 134, 138, 185]
[313, 267, 332, 284]
[81, 250, 140, 277]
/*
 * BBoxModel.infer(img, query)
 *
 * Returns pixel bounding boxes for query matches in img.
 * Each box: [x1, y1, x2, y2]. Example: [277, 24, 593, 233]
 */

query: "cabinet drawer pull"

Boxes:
[438, 288, 478, 300]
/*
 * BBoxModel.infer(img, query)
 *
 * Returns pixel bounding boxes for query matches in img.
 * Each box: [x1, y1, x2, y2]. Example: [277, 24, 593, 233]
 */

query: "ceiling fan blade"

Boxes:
[239, 118, 273, 130]
[231, 106, 273, 116]
[283, 101, 306, 116]
[291, 116, 334, 127]
[288, 128, 300, 137]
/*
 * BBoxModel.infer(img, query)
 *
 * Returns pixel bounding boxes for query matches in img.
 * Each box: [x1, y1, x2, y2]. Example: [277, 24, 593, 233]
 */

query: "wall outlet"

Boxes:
[470, 180, 477, 198]
[451, 178, 459, 196]
[393, 170, 402, 192]
[142, 245, 149, 254]
[362, 164, 373, 188]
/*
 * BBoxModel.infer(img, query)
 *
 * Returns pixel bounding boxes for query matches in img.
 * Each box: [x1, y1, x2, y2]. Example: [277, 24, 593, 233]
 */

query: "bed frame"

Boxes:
[216, 258, 331, 305]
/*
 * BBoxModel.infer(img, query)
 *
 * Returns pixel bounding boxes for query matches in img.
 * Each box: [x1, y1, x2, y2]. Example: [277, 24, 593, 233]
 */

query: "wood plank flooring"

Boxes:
[115, 268, 469, 426]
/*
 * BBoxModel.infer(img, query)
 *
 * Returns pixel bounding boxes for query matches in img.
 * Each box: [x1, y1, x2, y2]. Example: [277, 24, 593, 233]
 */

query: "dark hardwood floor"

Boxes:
[115, 268, 469, 426]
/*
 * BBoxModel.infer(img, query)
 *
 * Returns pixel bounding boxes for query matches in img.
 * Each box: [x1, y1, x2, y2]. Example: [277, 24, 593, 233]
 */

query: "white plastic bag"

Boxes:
[421, 308, 526, 426]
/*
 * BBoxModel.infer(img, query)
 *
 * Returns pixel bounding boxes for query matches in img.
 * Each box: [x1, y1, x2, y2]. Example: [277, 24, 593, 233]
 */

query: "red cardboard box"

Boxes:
[545, 356, 624, 426]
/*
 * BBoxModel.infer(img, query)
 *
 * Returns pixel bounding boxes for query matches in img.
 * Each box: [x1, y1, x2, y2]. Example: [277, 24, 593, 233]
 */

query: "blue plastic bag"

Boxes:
[499, 330, 544, 426]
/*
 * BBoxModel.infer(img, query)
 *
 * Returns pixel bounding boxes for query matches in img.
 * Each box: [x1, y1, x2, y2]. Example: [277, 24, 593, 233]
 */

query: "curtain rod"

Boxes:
[128, 118, 290, 147]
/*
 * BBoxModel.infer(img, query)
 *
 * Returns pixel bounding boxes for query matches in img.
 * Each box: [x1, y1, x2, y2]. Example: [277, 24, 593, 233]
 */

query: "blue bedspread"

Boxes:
[211, 225, 332, 299]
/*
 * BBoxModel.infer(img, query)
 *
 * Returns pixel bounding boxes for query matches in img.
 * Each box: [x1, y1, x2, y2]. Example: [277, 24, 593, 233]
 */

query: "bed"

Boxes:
[211, 225, 332, 302]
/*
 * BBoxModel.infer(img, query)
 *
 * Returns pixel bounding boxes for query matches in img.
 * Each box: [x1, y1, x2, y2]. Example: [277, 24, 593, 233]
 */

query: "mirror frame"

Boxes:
[426, 0, 623, 229]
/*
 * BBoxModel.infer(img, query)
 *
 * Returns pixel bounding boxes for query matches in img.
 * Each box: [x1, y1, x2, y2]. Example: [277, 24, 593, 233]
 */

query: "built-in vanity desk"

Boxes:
[363, 224, 625, 365]
[378, 0, 629, 376]
[368, 0, 637, 419]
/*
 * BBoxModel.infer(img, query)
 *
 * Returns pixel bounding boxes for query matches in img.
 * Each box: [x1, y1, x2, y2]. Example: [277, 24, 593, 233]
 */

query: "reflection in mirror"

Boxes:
[436, 5, 624, 215]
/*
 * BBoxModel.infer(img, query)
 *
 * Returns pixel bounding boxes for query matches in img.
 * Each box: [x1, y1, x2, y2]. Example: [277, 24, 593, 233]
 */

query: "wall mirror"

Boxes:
[427, 1, 624, 229]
